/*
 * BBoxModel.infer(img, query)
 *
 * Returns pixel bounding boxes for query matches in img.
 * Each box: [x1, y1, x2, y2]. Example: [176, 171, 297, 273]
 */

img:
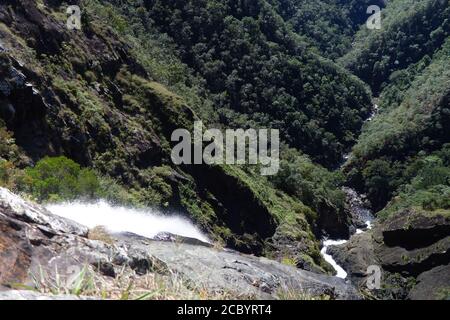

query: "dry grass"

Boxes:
[28, 264, 249, 300]
[280, 256, 298, 267]
[275, 285, 331, 300]
[88, 226, 116, 245]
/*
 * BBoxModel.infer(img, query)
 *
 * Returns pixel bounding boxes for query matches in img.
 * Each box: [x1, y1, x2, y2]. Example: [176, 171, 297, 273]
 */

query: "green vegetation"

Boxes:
[377, 148, 450, 219]
[0, 0, 449, 285]
[271, 0, 386, 59]
[340, 0, 449, 93]
[91, 0, 372, 167]
[436, 288, 450, 300]
[346, 38, 450, 211]
[0, 0, 336, 269]
[22, 156, 101, 202]
[0, 123, 23, 190]
[272, 147, 346, 221]
[0, 154, 140, 206]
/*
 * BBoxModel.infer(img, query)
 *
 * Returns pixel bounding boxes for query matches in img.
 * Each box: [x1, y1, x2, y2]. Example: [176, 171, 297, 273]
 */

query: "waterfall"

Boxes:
[46, 201, 210, 243]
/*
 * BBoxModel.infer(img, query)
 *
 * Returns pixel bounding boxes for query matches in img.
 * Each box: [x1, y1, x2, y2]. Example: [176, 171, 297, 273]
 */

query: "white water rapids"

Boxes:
[320, 185, 375, 279]
[320, 239, 349, 279]
[320, 220, 373, 279]
[46, 201, 210, 243]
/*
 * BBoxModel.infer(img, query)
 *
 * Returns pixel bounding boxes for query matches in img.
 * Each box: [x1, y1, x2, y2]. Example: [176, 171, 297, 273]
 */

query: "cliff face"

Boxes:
[0, 187, 360, 299]
[0, 0, 332, 271]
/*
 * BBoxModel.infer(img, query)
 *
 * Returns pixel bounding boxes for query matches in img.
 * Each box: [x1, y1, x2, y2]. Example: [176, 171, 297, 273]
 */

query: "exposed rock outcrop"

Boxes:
[327, 209, 450, 300]
[408, 264, 450, 300]
[327, 231, 377, 288]
[0, 187, 361, 300]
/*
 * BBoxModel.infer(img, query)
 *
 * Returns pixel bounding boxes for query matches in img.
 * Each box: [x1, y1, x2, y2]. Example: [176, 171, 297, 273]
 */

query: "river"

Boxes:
[319, 187, 374, 279]
[318, 179, 374, 280]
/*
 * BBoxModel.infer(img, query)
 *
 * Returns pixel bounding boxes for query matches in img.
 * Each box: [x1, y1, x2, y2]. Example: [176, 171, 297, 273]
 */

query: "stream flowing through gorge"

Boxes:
[45, 196, 371, 280]
[320, 189, 374, 279]
[45, 195, 370, 280]
[320, 218, 373, 279]
[45, 108, 378, 281]
[320, 103, 378, 279]
[45, 194, 371, 280]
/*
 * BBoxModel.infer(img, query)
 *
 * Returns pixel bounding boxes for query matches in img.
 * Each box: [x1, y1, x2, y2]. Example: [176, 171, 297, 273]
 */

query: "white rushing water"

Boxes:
[356, 220, 373, 234]
[320, 218, 374, 279]
[320, 239, 348, 279]
[46, 201, 210, 243]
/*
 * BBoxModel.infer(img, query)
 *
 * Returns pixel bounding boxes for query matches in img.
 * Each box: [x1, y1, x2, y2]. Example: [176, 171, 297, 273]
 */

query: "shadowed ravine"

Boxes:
[320, 188, 373, 279]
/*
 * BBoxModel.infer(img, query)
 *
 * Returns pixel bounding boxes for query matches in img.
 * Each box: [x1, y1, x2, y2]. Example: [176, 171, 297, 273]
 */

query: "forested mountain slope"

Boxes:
[0, 0, 361, 274]
[340, 0, 449, 94]
[0, 0, 449, 300]
[107, 0, 373, 167]
[270, 0, 386, 59]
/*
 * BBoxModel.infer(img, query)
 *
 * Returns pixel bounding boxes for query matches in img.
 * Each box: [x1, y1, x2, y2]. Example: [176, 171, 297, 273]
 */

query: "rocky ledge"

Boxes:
[0, 187, 360, 300]
[328, 209, 450, 300]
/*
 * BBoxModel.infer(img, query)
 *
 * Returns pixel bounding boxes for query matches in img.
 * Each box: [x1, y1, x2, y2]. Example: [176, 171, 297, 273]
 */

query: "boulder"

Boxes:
[326, 209, 450, 299]
[327, 231, 378, 287]
[408, 264, 450, 300]
[117, 233, 361, 299]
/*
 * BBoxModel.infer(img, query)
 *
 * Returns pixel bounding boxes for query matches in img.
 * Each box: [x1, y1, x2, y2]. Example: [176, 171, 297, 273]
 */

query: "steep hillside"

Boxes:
[270, 0, 386, 59]
[105, 0, 372, 167]
[340, 0, 449, 94]
[344, 20, 450, 212]
[0, 0, 449, 300]
[0, 0, 357, 273]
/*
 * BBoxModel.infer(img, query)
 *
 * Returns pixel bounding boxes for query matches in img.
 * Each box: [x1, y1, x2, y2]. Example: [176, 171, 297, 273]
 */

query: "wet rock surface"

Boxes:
[0, 187, 361, 300]
[343, 187, 373, 230]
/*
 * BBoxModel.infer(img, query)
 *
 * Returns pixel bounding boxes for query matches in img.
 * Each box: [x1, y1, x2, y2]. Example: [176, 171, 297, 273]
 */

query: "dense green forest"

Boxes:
[270, 0, 386, 59]
[0, 0, 449, 295]
[343, 0, 450, 213]
[340, 0, 449, 93]
[97, 0, 373, 168]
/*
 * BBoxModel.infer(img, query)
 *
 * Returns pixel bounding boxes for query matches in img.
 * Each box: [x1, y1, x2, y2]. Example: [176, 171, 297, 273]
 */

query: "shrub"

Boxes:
[24, 156, 102, 202]
[0, 125, 19, 161]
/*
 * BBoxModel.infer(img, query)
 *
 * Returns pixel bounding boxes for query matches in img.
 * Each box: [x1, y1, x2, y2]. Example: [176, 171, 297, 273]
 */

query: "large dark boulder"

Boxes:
[408, 264, 450, 300]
